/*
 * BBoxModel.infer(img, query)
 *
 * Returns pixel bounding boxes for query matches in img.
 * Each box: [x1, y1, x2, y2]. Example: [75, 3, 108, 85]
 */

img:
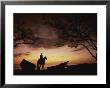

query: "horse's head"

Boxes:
[44, 56, 47, 60]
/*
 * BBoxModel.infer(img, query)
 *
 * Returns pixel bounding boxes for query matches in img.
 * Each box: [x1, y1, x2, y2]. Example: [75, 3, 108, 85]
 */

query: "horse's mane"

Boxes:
[44, 56, 47, 59]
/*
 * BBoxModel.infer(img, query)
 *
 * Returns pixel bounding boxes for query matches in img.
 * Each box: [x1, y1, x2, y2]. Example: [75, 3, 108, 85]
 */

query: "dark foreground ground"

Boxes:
[14, 63, 97, 75]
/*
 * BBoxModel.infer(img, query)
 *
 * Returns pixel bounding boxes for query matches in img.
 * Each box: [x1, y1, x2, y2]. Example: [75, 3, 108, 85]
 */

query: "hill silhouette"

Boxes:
[14, 59, 97, 75]
[20, 59, 36, 74]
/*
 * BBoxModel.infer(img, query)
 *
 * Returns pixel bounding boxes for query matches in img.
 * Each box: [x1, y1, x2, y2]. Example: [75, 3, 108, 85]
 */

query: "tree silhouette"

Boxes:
[14, 22, 35, 47]
[14, 14, 97, 60]
[44, 14, 97, 60]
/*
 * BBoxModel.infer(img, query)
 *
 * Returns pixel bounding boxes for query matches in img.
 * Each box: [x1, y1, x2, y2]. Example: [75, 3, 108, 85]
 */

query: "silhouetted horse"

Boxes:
[37, 56, 47, 70]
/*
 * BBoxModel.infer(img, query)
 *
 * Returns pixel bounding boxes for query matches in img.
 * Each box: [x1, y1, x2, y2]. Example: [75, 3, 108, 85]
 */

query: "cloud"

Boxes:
[73, 47, 85, 52]
[14, 52, 31, 57]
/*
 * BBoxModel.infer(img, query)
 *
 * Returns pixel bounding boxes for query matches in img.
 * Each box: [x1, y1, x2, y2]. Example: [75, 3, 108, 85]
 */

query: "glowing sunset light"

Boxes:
[14, 45, 96, 69]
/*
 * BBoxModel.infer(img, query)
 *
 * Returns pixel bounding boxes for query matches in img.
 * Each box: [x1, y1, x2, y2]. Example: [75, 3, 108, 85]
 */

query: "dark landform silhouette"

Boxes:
[14, 59, 97, 75]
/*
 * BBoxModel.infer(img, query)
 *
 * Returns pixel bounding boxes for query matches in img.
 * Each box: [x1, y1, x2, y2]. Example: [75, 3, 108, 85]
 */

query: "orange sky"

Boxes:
[14, 45, 96, 70]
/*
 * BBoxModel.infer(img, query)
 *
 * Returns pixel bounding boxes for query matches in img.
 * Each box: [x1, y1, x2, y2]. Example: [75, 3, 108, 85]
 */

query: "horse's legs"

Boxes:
[37, 64, 40, 70]
[42, 64, 44, 69]
[39, 64, 42, 70]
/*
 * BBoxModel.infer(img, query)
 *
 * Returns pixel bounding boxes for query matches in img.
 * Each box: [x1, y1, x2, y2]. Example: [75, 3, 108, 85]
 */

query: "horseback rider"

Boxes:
[37, 53, 43, 70]
[37, 53, 47, 70]
[40, 53, 43, 60]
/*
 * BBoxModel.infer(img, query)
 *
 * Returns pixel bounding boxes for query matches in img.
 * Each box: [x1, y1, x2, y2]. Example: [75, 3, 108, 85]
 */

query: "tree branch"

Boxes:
[79, 43, 97, 60]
